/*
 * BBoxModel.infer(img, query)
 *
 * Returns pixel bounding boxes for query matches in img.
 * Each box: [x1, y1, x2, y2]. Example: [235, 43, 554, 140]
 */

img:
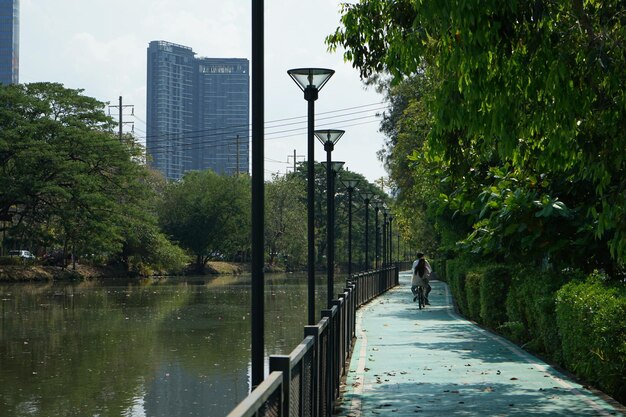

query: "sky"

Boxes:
[19, 0, 389, 185]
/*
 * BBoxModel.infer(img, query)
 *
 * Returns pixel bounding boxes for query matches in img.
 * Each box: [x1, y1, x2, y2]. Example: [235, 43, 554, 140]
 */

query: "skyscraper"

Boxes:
[0, 0, 19, 85]
[146, 41, 249, 180]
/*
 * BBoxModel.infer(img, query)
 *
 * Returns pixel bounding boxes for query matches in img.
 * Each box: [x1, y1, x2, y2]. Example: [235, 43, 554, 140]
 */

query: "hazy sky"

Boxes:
[19, 0, 389, 184]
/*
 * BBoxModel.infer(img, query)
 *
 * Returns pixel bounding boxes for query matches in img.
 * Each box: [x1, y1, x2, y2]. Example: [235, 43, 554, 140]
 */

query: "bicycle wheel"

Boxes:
[417, 286, 425, 309]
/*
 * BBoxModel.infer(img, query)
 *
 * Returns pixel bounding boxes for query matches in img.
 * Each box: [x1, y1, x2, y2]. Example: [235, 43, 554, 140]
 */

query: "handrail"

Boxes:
[225, 371, 283, 417]
[226, 266, 399, 417]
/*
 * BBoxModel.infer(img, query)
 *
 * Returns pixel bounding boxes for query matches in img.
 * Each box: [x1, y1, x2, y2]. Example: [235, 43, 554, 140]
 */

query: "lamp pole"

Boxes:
[382, 209, 388, 267]
[288, 68, 334, 325]
[321, 159, 345, 307]
[373, 201, 381, 270]
[341, 179, 360, 277]
[315, 130, 345, 308]
[388, 215, 394, 266]
[361, 192, 375, 270]
[251, 0, 264, 388]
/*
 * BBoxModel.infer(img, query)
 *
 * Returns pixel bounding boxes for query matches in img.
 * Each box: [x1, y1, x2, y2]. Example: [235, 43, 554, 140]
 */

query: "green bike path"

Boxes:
[336, 272, 625, 417]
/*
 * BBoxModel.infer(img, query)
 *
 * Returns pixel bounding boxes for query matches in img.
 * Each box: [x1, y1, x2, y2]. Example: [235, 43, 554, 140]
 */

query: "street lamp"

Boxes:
[388, 214, 394, 266]
[373, 200, 382, 270]
[361, 192, 375, 270]
[288, 68, 334, 325]
[341, 179, 360, 277]
[321, 160, 345, 308]
[382, 208, 389, 267]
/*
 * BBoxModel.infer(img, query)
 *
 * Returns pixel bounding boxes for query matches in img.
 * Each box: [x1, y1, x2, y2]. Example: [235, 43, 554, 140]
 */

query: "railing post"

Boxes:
[269, 355, 291, 416]
[321, 307, 337, 415]
[304, 325, 321, 417]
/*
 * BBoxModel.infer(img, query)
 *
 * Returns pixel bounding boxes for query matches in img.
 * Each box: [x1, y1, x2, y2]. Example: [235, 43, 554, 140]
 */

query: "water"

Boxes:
[0, 273, 337, 417]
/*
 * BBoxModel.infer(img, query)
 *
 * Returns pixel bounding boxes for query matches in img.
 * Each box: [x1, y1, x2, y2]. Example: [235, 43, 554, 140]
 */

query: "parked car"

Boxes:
[8, 250, 36, 260]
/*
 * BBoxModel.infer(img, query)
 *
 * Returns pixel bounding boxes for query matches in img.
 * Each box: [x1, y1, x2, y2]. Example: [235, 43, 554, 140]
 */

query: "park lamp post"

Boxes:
[341, 179, 360, 278]
[382, 207, 389, 268]
[388, 214, 394, 266]
[315, 129, 345, 307]
[287, 68, 334, 325]
[373, 200, 382, 270]
[361, 191, 375, 271]
[321, 160, 345, 308]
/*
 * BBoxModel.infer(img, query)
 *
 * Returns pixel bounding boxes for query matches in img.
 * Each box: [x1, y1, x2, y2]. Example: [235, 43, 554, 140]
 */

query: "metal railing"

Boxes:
[396, 261, 413, 273]
[227, 266, 399, 417]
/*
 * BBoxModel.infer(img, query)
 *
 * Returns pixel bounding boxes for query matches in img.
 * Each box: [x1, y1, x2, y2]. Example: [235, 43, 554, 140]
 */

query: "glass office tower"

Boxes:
[0, 0, 19, 85]
[146, 41, 249, 180]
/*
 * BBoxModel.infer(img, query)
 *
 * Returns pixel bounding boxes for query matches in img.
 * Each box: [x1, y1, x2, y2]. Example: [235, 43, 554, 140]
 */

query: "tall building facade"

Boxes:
[0, 0, 19, 85]
[146, 41, 249, 180]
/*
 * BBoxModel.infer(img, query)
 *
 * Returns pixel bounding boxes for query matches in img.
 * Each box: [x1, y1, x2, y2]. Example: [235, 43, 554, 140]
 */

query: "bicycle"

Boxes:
[416, 285, 426, 309]
[412, 285, 426, 309]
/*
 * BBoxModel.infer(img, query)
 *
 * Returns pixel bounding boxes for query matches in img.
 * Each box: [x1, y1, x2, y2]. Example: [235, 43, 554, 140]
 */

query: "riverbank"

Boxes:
[0, 261, 256, 282]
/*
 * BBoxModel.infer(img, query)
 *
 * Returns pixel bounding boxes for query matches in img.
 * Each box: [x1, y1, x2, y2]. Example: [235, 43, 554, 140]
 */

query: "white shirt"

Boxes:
[411, 258, 431, 286]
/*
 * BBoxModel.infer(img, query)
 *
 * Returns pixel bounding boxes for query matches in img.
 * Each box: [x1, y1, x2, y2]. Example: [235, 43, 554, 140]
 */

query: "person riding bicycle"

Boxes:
[411, 253, 432, 304]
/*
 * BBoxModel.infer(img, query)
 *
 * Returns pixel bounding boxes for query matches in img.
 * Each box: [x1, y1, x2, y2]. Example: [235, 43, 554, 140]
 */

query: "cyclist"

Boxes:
[411, 253, 432, 304]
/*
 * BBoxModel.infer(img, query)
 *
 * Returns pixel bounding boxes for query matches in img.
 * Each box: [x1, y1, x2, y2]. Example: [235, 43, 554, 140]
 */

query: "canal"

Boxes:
[0, 273, 338, 417]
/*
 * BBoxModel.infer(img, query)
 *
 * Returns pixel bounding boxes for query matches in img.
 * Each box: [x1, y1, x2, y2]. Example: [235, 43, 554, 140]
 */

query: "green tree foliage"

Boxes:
[265, 174, 307, 269]
[287, 163, 388, 270]
[328, 0, 626, 271]
[157, 170, 251, 272]
[0, 83, 183, 272]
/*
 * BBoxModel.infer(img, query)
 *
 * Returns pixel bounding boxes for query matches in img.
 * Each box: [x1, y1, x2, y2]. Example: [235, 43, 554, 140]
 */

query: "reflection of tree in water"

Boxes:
[0, 274, 318, 416]
[0, 281, 193, 416]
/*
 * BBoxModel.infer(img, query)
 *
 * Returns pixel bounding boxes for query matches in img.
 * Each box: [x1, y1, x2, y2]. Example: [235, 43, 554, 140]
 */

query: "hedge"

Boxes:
[556, 274, 626, 403]
[443, 259, 626, 403]
[465, 270, 482, 322]
[445, 257, 473, 315]
[504, 267, 570, 361]
[479, 265, 511, 329]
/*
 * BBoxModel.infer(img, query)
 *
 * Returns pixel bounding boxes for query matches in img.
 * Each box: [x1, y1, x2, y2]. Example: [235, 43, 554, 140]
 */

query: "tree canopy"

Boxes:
[0, 82, 187, 273]
[328, 0, 626, 271]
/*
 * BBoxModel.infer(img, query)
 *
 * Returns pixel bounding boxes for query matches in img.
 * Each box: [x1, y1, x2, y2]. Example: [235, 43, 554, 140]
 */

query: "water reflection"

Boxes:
[0, 273, 336, 417]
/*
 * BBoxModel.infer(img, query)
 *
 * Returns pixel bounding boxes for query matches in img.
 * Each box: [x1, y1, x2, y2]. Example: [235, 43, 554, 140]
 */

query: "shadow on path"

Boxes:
[336, 273, 625, 417]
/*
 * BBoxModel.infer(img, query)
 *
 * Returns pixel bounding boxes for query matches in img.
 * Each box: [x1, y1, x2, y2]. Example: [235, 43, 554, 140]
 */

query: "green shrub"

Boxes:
[504, 267, 569, 361]
[431, 258, 447, 281]
[556, 273, 626, 403]
[479, 265, 511, 329]
[446, 258, 471, 314]
[465, 270, 482, 322]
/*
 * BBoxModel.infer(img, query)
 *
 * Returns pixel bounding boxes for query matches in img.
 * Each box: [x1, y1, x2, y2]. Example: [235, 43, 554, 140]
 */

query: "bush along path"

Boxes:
[336, 272, 625, 417]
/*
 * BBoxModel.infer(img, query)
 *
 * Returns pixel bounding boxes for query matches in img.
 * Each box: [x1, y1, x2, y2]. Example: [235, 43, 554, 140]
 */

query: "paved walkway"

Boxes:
[336, 272, 625, 416]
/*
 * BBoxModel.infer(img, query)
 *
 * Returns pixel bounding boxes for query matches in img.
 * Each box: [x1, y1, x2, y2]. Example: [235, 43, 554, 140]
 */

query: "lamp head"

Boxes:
[321, 161, 345, 172]
[315, 129, 345, 150]
[361, 191, 375, 204]
[341, 179, 360, 191]
[287, 68, 334, 100]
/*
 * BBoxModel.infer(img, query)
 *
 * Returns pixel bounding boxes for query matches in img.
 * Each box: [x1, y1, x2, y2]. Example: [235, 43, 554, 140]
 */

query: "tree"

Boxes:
[0, 83, 163, 267]
[265, 174, 307, 270]
[158, 170, 251, 273]
[328, 0, 626, 270]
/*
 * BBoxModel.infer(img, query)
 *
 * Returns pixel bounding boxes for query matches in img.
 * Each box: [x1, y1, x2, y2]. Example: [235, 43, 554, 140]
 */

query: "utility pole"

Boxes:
[108, 96, 134, 142]
[287, 149, 304, 173]
[236, 135, 240, 175]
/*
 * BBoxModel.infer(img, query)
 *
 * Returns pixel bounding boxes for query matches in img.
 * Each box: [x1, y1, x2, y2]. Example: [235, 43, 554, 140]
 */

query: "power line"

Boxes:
[133, 102, 387, 143]
[7, 102, 387, 176]
[143, 113, 383, 158]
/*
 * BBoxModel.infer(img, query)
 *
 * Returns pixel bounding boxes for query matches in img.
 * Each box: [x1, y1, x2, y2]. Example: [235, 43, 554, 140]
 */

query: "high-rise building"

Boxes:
[146, 41, 249, 180]
[0, 0, 19, 85]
